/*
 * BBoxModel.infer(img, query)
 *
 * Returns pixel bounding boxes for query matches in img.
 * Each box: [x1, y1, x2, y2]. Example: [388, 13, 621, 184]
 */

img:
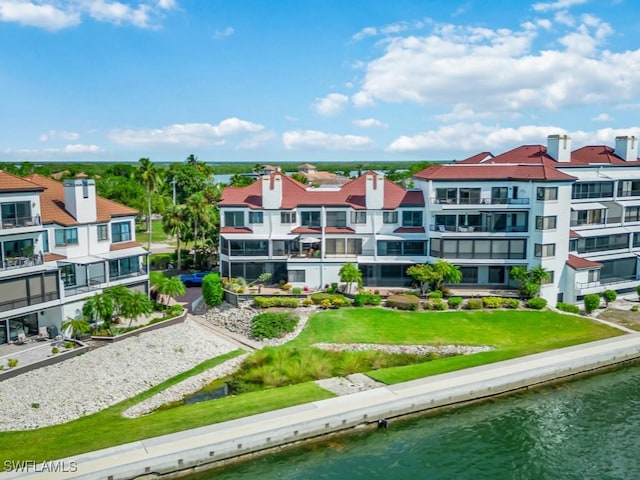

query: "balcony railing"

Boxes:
[429, 225, 528, 233]
[570, 216, 622, 227]
[617, 190, 640, 198]
[576, 275, 638, 289]
[0, 291, 58, 313]
[1, 255, 43, 270]
[432, 197, 530, 206]
[0, 215, 41, 230]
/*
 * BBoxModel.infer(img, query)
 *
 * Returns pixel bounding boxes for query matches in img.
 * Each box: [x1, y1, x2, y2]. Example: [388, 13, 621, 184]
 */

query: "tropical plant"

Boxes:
[162, 204, 187, 270]
[157, 276, 186, 305]
[603, 289, 617, 307]
[249, 272, 272, 293]
[339, 263, 362, 293]
[81, 293, 114, 325]
[509, 265, 551, 298]
[104, 285, 131, 320]
[202, 273, 224, 307]
[407, 260, 462, 294]
[61, 317, 91, 339]
[406, 264, 432, 295]
[135, 157, 161, 251]
[119, 291, 154, 328]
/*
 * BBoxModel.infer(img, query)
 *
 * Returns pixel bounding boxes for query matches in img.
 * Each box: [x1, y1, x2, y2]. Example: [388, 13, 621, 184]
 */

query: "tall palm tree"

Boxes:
[185, 191, 208, 268]
[162, 204, 186, 270]
[136, 157, 161, 251]
[339, 263, 363, 294]
[158, 276, 186, 305]
[120, 291, 154, 328]
[82, 293, 114, 325]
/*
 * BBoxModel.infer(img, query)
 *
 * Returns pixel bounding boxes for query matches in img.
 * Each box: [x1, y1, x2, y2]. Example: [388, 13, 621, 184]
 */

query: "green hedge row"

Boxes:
[253, 297, 300, 308]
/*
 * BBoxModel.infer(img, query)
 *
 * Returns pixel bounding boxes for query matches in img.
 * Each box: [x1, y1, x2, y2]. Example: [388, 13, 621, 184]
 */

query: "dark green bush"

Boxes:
[447, 296, 463, 309]
[386, 294, 419, 310]
[253, 296, 300, 308]
[149, 253, 173, 270]
[428, 290, 443, 299]
[202, 273, 223, 307]
[251, 312, 299, 340]
[482, 296, 505, 309]
[603, 289, 617, 305]
[556, 302, 580, 314]
[503, 298, 520, 309]
[583, 294, 601, 314]
[291, 287, 303, 295]
[353, 293, 382, 306]
[310, 292, 348, 305]
[526, 297, 547, 310]
[427, 300, 447, 310]
[466, 298, 483, 310]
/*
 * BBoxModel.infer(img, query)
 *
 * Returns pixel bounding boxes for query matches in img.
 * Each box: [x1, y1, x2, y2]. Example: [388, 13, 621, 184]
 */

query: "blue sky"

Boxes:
[1, 0, 639, 164]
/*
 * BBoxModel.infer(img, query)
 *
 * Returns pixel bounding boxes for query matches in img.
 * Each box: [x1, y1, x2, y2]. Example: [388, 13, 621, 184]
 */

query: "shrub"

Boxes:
[466, 298, 483, 310]
[447, 296, 463, 309]
[251, 312, 299, 340]
[386, 294, 419, 311]
[583, 293, 601, 314]
[63, 341, 75, 349]
[281, 283, 292, 291]
[202, 273, 223, 307]
[632, 305, 639, 312]
[482, 296, 505, 309]
[291, 287, 302, 295]
[310, 292, 348, 305]
[429, 300, 447, 310]
[7, 358, 18, 368]
[353, 293, 382, 306]
[253, 296, 300, 308]
[301, 298, 314, 307]
[31, 403, 40, 409]
[603, 289, 617, 306]
[503, 298, 521, 309]
[556, 302, 580, 314]
[149, 253, 173, 270]
[330, 298, 346, 309]
[526, 297, 548, 310]
[320, 299, 332, 309]
[428, 290, 443, 299]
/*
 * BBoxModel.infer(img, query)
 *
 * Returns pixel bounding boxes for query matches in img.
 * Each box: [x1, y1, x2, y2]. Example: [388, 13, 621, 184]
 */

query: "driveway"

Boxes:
[176, 287, 202, 313]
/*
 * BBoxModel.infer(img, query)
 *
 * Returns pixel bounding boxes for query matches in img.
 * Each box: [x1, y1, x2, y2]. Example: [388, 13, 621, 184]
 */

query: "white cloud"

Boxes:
[282, 130, 374, 151]
[39, 130, 81, 142]
[109, 118, 265, 147]
[284, 115, 298, 122]
[591, 113, 613, 122]
[5, 144, 102, 154]
[236, 131, 276, 150]
[0, 1, 80, 31]
[352, 20, 427, 41]
[532, 0, 587, 12]
[312, 93, 349, 116]
[353, 118, 387, 128]
[0, 0, 177, 30]
[352, 18, 640, 118]
[63, 143, 102, 153]
[213, 26, 234, 39]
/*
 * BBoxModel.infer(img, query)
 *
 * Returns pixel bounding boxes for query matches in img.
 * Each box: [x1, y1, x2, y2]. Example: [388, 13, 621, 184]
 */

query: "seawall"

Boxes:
[3, 333, 640, 480]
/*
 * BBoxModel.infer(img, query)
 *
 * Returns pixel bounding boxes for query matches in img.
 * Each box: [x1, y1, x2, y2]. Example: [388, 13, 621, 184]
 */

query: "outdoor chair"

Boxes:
[36, 326, 49, 341]
[16, 332, 28, 344]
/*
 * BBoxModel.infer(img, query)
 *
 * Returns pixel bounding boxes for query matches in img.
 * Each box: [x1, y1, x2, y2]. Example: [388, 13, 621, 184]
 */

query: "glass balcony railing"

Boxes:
[0, 215, 41, 230]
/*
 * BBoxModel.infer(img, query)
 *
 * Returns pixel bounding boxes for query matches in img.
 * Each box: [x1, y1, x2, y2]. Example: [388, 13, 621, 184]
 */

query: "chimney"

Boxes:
[63, 179, 97, 223]
[365, 173, 384, 210]
[547, 134, 572, 162]
[615, 136, 638, 162]
[261, 174, 282, 209]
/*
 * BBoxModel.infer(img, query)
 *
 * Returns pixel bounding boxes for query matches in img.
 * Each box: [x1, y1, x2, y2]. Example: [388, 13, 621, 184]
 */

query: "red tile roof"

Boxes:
[220, 227, 253, 234]
[569, 146, 631, 165]
[566, 254, 603, 270]
[413, 163, 575, 181]
[324, 227, 355, 234]
[110, 241, 143, 251]
[394, 227, 426, 233]
[569, 230, 581, 238]
[0, 170, 44, 193]
[219, 172, 424, 210]
[458, 152, 494, 163]
[25, 174, 138, 226]
[43, 252, 67, 262]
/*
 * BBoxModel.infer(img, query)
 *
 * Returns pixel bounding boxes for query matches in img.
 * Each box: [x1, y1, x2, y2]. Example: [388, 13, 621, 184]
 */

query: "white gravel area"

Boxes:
[312, 343, 494, 356]
[0, 319, 236, 431]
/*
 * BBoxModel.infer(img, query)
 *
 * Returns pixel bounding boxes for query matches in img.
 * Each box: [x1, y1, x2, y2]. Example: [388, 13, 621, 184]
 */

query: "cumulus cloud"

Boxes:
[351, 16, 638, 121]
[213, 26, 234, 39]
[0, 0, 177, 30]
[236, 131, 276, 150]
[353, 118, 387, 128]
[39, 130, 81, 142]
[532, 0, 586, 12]
[591, 113, 613, 122]
[109, 118, 265, 147]
[282, 130, 373, 151]
[352, 20, 427, 41]
[312, 93, 349, 116]
[5, 144, 102, 155]
[63, 144, 102, 153]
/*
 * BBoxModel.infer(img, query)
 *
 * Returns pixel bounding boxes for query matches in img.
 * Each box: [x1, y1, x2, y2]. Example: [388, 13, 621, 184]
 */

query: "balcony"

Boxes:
[432, 197, 530, 206]
[0, 215, 41, 231]
[429, 225, 528, 233]
[576, 275, 638, 290]
[1, 255, 44, 271]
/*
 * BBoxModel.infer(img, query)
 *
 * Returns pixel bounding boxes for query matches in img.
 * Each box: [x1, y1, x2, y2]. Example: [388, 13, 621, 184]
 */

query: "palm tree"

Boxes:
[120, 291, 154, 328]
[162, 204, 186, 270]
[431, 259, 462, 291]
[104, 285, 131, 321]
[136, 157, 161, 251]
[61, 317, 91, 339]
[339, 263, 363, 294]
[158, 276, 186, 305]
[82, 293, 114, 325]
[185, 191, 210, 268]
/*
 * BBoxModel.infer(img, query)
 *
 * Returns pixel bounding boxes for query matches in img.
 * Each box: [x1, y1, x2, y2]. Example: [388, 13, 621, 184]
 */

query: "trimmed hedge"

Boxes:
[310, 293, 349, 305]
[482, 296, 504, 309]
[526, 297, 548, 310]
[557, 302, 580, 314]
[353, 293, 382, 306]
[466, 298, 483, 310]
[251, 312, 299, 340]
[386, 294, 420, 311]
[253, 296, 300, 308]
[503, 298, 521, 309]
[202, 273, 223, 307]
[428, 291, 443, 299]
[426, 299, 447, 310]
[447, 296, 463, 309]
[583, 293, 601, 314]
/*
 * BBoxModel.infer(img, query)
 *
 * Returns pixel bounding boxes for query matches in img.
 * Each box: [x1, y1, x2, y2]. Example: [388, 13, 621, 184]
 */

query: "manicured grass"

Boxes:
[0, 350, 333, 466]
[136, 219, 176, 245]
[289, 308, 624, 383]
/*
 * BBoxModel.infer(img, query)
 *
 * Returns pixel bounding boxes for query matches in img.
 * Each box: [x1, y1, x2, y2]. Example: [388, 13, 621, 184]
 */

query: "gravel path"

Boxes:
[0, 319, 236, 431]
[313, 343, 494, 356]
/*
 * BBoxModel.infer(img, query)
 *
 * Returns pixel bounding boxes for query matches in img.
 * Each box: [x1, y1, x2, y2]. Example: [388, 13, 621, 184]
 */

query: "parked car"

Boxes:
[179, 271, 212, 287]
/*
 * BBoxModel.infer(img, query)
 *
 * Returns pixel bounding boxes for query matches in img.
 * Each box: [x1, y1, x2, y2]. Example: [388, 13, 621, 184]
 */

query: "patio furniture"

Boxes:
[16, 332, 28, 345]
[36, 326, 49, 341]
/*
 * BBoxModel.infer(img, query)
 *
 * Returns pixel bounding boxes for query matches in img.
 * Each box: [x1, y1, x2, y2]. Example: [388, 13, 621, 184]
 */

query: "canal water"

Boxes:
[183, 363, 640, 479]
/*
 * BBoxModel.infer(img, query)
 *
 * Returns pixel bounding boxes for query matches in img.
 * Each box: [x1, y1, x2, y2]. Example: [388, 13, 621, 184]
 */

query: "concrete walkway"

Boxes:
[3, 333, 640, 480]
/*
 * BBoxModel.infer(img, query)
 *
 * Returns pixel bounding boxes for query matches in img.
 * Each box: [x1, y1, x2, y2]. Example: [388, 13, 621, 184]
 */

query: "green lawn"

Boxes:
[0, 350, 333, 465]
[136, 219, 176, 245]
[288, 308, 624, 383]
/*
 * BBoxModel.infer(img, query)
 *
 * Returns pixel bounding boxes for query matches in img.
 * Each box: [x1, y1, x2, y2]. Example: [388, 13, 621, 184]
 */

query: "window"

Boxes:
[536, 187, 558, 201]
[288, 270, 305, 282]
[402, 211, 423, 227]
[326, 211, 347, 227]
[460, 267, 478, 284]
[431, 239, 526, 260]
[378, 240, 428, 256]
[571, 182, 614, 199]
[300, 211, 321, 227]
[618, 180, 640, 197]
[569, 239, 577, 252]
[571, 208, 603, 226]
[249, 211, 263, 224]
[436, 188, 457, 204]
[536, 216, 557, 230]
[491, 187, 508, 204]
[625, 206, 640, 222]
[224, 211, 245, 227]
[542, 271, 555, 284]
[488, 266, 505, 284]
[42, 232, 49, 253]
[111, 222, 131, 243]
[377, 241, 402, 256]
[97, 224, 109, 241]
[577, 234, 629, 253]
[281, 211, 296, 224]
[350, 211, 367, 224]
[54, 228, 79, 246]
[535, 243, 556, 257]
[383, 211, 398, 224]
[82, 180, 89, 199]
[588, 269, 600, 283]
[1, 201, 31, 225]
[109, 257, 140, 279]
[459, 188, 481, 204]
